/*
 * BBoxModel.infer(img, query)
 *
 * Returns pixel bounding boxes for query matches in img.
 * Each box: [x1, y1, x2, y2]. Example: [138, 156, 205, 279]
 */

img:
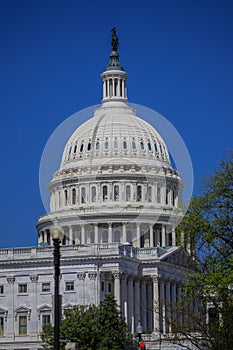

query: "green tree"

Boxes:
[41, 294, 137, 350]
[172, 152, 233, 350]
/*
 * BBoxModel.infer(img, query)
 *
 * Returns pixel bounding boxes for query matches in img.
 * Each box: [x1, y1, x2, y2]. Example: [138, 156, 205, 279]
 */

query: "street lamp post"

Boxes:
[136, 319, 143, 343]
[52, 226, 64, 350]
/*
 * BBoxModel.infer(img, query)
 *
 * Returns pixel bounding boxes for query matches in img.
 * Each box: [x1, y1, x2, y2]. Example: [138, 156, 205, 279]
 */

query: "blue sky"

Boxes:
[0, 0, 232, 248]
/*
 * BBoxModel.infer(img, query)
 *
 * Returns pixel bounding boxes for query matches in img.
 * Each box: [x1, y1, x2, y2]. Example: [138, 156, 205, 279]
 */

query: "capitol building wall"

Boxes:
[0, 35, 193, 350]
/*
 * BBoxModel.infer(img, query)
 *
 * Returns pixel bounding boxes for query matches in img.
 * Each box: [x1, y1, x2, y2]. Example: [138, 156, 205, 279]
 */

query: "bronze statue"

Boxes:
[111, 27, 119, 51]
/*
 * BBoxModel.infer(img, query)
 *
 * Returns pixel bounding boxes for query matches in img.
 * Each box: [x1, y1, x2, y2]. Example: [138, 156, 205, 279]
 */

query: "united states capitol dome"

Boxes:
[37, 30, 183, 248]
[60, 104, 171, 171]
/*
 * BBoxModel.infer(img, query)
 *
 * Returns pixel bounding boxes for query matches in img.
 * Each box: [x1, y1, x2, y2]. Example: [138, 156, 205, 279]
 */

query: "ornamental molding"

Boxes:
[88, 272, 97, 280]
[6, 276, 15, 284]
[0, 307, 8, 321]
[14, 305, 31, 320]
[77, 272, 86, 280]
[30, 274, 38, 282]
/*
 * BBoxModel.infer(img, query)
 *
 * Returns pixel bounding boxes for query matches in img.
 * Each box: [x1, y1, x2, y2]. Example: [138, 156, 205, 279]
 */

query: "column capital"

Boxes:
[113, 271, 122, 279]
[77, 272, 86, 280]
[88, 272, 97, 280]
[7, 276, 15, 284]
[30, 274, 38, 282]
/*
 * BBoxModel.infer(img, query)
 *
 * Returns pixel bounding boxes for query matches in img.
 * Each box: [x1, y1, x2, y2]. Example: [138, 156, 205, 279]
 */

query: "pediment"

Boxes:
[37, 304, 52, 312]
[62, 302, 74, 310]
[14, 304, 31, 313]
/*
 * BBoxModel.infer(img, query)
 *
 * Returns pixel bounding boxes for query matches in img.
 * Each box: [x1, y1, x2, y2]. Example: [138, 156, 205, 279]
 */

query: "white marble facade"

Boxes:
[0, 43, 192, 350]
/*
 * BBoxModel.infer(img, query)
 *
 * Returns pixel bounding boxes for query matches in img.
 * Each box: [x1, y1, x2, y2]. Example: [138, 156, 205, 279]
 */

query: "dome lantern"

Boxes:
[101, 28, 128, 103]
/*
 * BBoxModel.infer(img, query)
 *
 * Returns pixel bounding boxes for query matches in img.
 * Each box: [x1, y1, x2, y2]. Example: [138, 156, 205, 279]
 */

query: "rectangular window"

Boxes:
[157, 187, 161, 203]
[42, 314, 51, 326]
[108, 283, 112, 293]
[0, 316, 3, 336]
[101, 281, 105, 291]
[0, 285, 4, 295]
[42, 283, 51, 293]
[65, 281, 74, 291]
[18, 284, 27, 294]
[19, 315, 27, 335]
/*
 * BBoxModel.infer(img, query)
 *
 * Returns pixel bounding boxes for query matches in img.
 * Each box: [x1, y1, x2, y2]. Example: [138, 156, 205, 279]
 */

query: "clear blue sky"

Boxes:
[0, 0, 232, 248]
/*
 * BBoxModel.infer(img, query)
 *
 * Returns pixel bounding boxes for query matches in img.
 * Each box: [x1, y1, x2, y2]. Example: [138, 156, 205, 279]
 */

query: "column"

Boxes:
[44, 230, 48, 244]
[141, 278, 147, 332]
[81, 225, 85, 244]
[122, 223, 127, 243]
[113, 272, 121, 307]
[136, 223, 140, 248]
[69, 226, 73, 245]
[150, 224, 154, 247]
[128, 276, 134, 332]
[121, 273, 128, 321]
[152, 276, 160, 333]
[172, 226, 176, 246]
[147, 281, 153, 332]
[134, 278, 140, 324]
[162, 225, 166, 247]
[94, 224, 98, 243]
[177, 282, 182, 327]
[108, 223, 112, 243]
[160, 279, 166, 333]
[165, 280, 171, 333]
[171, 281, 177, 330]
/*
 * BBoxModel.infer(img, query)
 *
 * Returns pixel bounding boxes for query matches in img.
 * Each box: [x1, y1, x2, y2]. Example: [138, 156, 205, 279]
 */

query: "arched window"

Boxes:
[154, 142, 158, 153]
[58, 191, 61, 207]
[126, 185, 131, 201]
[166, 188, 169, 205]
[114, 139, 118, 149]
[123, 140, 127, 149]
[72, 188, 76, 205]
[140, 141, 144, 150]
[148, 142, 152, 151]
[81, 187, 86, 203]
[102, 230, 108, 243]
[80, 143, 84, 152]
[104, 139, 109, 150]
[96, 140, 100, 150]
[68, 146, 72, 155]
[64, 189, 68, 206]
[74, 145, 77, 153]
[114, 185, 119, 201]
[172, 190, 176, 206]
[137, 185, 142, 201]
[132, 140, 136, 150]
[103, 185, 108, 201]
[87, 142, 91, 151]
[91, 186, 96, 202]
[148, 186, 152, 202]
[114, 230, 121, 243]
[157, 186, 161, 203]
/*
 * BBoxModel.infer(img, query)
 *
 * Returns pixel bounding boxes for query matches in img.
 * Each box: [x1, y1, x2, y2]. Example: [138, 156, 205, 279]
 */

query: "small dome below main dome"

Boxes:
[60, 103, 171, 171]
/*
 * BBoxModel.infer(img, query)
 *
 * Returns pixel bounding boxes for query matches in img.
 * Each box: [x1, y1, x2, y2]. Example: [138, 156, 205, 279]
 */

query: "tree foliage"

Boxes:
[41, 294, 137, 350]
[173, 152, 233, 349]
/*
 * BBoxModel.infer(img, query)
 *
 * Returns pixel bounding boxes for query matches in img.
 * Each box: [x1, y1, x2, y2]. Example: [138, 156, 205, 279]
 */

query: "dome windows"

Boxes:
[102, 185, 108, 201]
[80, 143, 84, 153]
[137, 185, 142, 201]
[126, 185, 131, 201]
[72, 188, 76, 205]
[91, 186, 97, 202]
[123, 140, 127, 150]
[74, 145, 77, 154]
[81, 187, 86, 203]
[132, 140, 136, 150]
[96, 140, 100, 150]
[140, 141, 144, 151]
[148, 142, 152, 152]
[114, 185, 119, 201]
[87, 142, 92, 151]
[104, 139, 109, 150]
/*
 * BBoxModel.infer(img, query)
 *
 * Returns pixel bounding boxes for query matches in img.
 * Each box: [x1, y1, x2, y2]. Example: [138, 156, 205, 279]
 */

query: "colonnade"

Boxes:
[104, 272, 185, 334]
[38, 222, 176, 248]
